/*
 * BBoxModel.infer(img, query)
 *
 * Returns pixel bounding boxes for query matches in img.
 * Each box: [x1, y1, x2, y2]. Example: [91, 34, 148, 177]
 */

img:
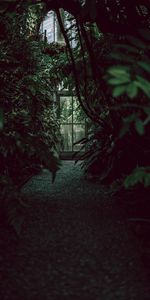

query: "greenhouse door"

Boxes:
[59, 93, 86, 159]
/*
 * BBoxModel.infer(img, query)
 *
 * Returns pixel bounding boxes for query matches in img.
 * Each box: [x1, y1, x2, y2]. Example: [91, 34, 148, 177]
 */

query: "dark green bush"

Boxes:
[72, 28, 150, 189]
[0, 8, 61, 231]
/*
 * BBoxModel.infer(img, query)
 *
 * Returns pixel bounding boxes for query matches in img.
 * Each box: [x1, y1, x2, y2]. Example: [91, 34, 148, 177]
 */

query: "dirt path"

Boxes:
[0, 161, 149, 300]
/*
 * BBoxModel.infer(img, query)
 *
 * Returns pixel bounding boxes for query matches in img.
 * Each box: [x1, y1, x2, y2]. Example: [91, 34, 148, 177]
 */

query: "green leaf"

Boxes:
[137, 61, 150, 74]
[124, 167, 150, 188]
[107, 67, 130, 77]
[135, 81, 150, 97]
[135, 119, 145, 135]
[126, 83, 138, 99]
[112, 85, 127, 97]
[123, 114, 136, 123]
[135, 75, 150, 97]
[124, 175, 134, 188]
[107, 77, 130, 85]
[136, 75, 150, 89]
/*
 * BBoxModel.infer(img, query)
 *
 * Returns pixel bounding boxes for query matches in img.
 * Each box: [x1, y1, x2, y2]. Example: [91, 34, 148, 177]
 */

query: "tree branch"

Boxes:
[2, 0, 150, 34]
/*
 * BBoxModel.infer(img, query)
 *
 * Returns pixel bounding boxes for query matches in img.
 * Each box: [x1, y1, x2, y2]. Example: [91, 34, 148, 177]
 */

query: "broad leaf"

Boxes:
[107, 67, 130, 77]
[138, 61, 150, 74]
[123, 114, 136, 123]
[126, 83, 138, 99]
[112, 85, 127, 97]
[107, 77, 130, 85]
[135, 119, 144, 135]
[135, 75, 150, 98]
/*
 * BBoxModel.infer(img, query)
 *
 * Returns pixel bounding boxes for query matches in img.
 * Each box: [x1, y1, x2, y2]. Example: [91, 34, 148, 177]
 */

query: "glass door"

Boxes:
[59, 94, 86, 159]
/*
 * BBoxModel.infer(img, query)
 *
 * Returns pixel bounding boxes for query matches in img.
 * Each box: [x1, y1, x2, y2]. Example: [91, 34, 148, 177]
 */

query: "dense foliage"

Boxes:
[54, 18, 150, 191]
[0, 6, 62, 230]
[0, 1, 150, 231]
[74, 30, 150, 188]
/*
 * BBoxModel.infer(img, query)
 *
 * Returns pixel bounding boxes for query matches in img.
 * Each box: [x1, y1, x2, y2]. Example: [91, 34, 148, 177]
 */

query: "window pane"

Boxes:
[73, 124, 85, 151]
[39, 11, 57, 43]
[73, 96, 85, 123]
[60, 124, 72, 151]
[60, 96, 72, 123]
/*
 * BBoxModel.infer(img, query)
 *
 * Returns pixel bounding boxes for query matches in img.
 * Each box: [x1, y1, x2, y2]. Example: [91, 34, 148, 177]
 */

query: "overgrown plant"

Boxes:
[0, 7, 61, 231]
[71, 27, 150, 191]
[105, 30, 150, 189]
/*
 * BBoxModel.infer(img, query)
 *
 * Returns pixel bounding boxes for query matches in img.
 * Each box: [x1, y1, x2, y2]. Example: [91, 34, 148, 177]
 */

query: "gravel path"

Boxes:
[0, 161, 150, 300]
